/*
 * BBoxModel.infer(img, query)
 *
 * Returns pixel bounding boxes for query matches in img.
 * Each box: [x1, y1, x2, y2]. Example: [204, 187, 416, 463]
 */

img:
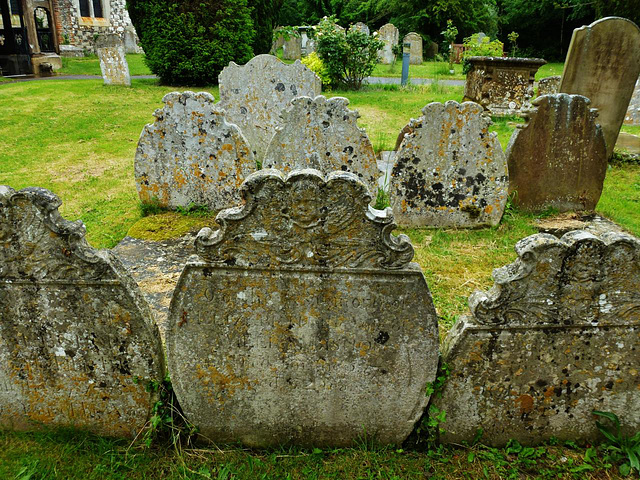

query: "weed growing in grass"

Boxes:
[176, 203, 211, 217]
[374, 189, 390, 210]
[140, 198, 167, 217]
[593, 410, 640, 476]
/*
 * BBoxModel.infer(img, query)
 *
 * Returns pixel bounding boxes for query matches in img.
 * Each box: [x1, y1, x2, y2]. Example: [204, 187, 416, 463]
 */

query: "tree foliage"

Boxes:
[250, 0, 285, 54]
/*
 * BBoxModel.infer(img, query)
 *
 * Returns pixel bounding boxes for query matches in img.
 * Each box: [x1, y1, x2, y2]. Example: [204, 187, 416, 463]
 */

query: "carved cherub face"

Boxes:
[289, 180, 322, 228]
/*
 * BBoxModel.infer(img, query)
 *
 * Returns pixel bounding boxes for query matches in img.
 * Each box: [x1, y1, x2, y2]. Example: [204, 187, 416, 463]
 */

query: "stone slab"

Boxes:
[218, 54, 321, 162]
[390, 101, 508, 227]
[96, 34, 130, 86]
[537, 75, 560, 96]
[350, 22, 370, 35]
[0, 186, 164, 437]
[262, 95, 380, 195]
[560, 17, 640, 157]
[506, 93, 607, 212]
[624, 77, 640, 126]
[283, 36, 302, 60]
[437, 230, 640, 446]
[377, 23, 399, 64]
[166, 169, 440, 447]
[403, 33, 422, 65]
[134, 91, 255, 211]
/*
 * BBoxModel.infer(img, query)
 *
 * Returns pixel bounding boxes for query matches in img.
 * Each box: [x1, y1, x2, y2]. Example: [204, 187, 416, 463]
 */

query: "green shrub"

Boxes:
[315, 17, 383, 90]
[461, 33, 504, 74]
[301, 52, 331, 89]
[127, 0, 255, 85]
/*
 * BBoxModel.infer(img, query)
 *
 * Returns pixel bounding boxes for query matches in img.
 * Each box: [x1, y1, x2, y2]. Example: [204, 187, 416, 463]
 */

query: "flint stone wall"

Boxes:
[166, 169, 440, 447]
[262, 96, 380, 195]
[96, 34, 130, 86]
[506, 93, 607, 212]
[218, 55, 322, 161]
[134, 91, 255, 211]
[391, 101, 508, 228]
[464, 56, 546, 116]
[537, 75, 560, 96]
[625, 77, 640, 126]
[377, 23, 399, 64]
[0, 186, 164, 437]
[560, 17, 640, 157]
[437, 230, 640, 446]
[404, 33, 422, 64]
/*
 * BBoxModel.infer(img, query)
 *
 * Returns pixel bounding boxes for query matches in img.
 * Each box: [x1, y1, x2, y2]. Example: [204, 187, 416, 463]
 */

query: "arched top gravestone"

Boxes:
[403, 32, 422, 64]
[437, 230, 640, 446]
[262, 96, 380, 195]
[377, 23, 399, 64]
[135, 91, 255, 211]
[391, 101, 508, 228]
[0, 186, 164, 437]
[218, 54, 322, 161]
[166, 169, 440, 447]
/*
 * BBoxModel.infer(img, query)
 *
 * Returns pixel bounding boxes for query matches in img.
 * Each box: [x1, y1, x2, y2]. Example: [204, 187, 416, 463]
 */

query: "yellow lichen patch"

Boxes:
[127, 212, 216, 242]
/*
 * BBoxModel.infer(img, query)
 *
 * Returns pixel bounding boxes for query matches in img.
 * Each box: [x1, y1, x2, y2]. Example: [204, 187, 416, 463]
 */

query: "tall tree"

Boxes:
[250, 0, 285, 54]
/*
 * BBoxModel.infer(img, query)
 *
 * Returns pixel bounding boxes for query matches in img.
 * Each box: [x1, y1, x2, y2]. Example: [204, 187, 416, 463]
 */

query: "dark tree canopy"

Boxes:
[250, 0, 285, 54]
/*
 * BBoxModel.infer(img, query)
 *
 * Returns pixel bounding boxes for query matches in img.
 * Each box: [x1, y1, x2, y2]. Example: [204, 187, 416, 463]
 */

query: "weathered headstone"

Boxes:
[95, 34, 131, 86]
[390, 101, 508, 228]
[218, 54, 321, 161]
[134, 91, 255, 211]
[0, 186, 164, 437]
[560, 17, 640, 157]
[283, 35, 302, 60]
[403, 32, 422, 65]
[350, 22, 370, 35]
[262, 96, 380, 195]
[506, 93, 607, 212]
[166, 169, 440, 447]
[377, 23, 399, 64]
[437, 230, 640, 446]
[537, 75, 561, 96]
[624, 77, 640, 126]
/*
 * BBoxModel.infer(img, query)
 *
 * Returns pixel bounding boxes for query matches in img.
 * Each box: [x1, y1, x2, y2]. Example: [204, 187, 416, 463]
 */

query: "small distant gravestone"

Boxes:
[560, 17, 640, 157]
[166, 169, 440, 447]
[437, 230, 640, 446]
[537, 75, 561, 96]
[283, 35, 302, 60]
[218, 54, 321, 161]
[95, 34, 131, 86]
[0, 186, 164, 437]
[134, 91, 255, 211]
[625, 76, 640, 126]
[506, 93, 607, 212]
[350, 22, 370, 35]
[403, 32, 422, 65]
[262, 95, 380, 195]
[377, 23, 399, 64]
[391, 101, 508, 228]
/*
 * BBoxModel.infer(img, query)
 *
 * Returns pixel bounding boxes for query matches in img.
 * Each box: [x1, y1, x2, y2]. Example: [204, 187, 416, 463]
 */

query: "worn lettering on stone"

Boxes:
[167, 169, 440, 447]
[263, 96, 380, 195]
[96, 34, 131, 87]
[437, 230, 640, 446]
[135, 91, 255, 211]
[391, 101, 508, 227]
[0, 186, 164, 437]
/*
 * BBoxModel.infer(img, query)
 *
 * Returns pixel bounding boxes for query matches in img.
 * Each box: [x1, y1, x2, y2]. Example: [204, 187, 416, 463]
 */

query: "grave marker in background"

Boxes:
[403, 33, 422, 65]
[96, 34, 131, 86]
[377, 24, 399, 64]
[624, 76, 640, 126]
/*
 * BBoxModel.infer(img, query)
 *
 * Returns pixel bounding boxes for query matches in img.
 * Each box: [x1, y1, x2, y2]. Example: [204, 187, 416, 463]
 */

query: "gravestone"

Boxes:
[123, 26, 142, 54]
[262, 96, 380, 195]
[437, 230, 640, 446]
[537, 75, 560, 96]
[283, 35, 302, 60]
[218, 54, 321, 161]
[350, 22, 370, 35]
[506, 93, 607, 212]
[625, 77, 640, 126]
[403, 32, 422, 65]
[560, 17, 640, 157]
[390, 101, 508, 228]
[134, 91, 255, 211]
[377, 23, 399, 64]
[166, 169, 440, 447]
[0, 186, 164, 437]
[95, 34, 131, 86]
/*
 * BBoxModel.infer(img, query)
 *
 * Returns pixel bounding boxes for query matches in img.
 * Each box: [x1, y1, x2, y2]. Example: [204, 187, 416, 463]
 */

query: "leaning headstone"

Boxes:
[262, 96, 380, 195]
[506, 93, 607, 212]
[537, 75, 561, 96]
[95, 33, 131, 86]
[390, 101, 508, 228]
[437, 230, 640, 446]
[403, 32, 422, 65]
[624, 76, 640, 126]
[377, 23, 399, 64]
[560, 17, 640, 157]
[350, 22, 370, 35]
[218, 54, 321, 161]
[0, 186, 164, 437]
[283, 34, 302, 60]
[166, 169, 440, 447]
[134, 91, 255, 211]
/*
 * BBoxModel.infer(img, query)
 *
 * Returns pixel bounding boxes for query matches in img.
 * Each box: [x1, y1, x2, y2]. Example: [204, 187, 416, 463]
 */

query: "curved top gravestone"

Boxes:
[560, 17, 640, 157]
[506, 93, 607, 212]
[135, 91, 255, 211]
[262, 96, 380, 195]
[0, 186, 164, 438]
[218, 54, 322, 161]
[166, 169, 440, 447]
[391, 101, 508, 227]
[377, 23, 399, 64]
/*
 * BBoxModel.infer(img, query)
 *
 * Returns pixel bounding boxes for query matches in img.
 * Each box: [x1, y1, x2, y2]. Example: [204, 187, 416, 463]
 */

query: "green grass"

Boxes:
[535, 62, 565, 81]
[60, 54, 152, 76]
[620, 124, 640, 136]
[372, 61, 464, 80]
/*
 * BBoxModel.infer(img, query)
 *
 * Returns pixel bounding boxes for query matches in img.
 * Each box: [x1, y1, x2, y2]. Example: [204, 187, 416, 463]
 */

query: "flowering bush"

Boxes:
[301, 52, 331, 89]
